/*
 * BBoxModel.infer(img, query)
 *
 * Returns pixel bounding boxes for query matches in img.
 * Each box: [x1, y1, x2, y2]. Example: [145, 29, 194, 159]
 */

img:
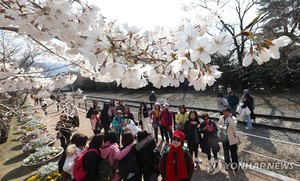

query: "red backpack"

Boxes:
[73, 148, 99, 181]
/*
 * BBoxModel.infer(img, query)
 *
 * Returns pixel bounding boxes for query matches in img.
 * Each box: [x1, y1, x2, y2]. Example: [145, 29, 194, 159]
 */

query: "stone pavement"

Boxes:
[42, 104, 294, 181]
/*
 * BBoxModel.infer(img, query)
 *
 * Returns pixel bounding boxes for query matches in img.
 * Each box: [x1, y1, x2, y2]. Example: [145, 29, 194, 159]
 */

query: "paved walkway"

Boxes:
[42, 104, 294, 181]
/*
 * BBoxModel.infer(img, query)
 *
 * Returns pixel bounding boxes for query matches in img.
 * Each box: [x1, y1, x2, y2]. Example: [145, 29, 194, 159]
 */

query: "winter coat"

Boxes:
[112, 116, 125, 134]
[217, 97, 229, 112]
[139, 106, 149, 118]
[160, 111, 173, 127]
[218, 116, 239, 146]
[226, 95, 239, 107]
[175, 112, 189, 126]
[63, 145, 84, 178]
[184, 120, 202, 146]
[199, 120, 220, 154]
[101, 142, 133, 181]
[159, 146, 194, 181]
[101, 103, 111, 125]
[149, 109, 161, 128]
[83, 147, 101, 181]
[136, 135, 158, 176]
[149, 93, 157, 102]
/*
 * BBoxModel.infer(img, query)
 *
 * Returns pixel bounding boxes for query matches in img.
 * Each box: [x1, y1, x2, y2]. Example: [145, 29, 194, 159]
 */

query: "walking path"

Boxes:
[0, 102, 297, 181]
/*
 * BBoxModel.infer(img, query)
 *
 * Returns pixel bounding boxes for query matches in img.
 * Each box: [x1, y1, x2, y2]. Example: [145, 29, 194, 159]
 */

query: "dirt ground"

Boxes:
[1, 91, 300, 181]
[0, 100, 93, 181]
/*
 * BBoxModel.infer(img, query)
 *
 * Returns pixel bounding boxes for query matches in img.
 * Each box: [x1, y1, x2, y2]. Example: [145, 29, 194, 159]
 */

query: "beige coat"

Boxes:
[218, 115, 239, 146]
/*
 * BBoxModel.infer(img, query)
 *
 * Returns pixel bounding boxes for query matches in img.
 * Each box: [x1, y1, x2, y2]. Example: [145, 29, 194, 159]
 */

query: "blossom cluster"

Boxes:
[0, 0, 292, 93]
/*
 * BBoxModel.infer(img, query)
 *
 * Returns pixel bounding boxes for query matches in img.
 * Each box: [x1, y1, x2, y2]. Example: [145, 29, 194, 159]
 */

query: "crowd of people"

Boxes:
[52, 89, 256, 180]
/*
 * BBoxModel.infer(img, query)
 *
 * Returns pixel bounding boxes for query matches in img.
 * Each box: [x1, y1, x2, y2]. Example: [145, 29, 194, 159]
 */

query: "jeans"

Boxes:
[229, 105, 237, 117]
[245, 114, 252, 129]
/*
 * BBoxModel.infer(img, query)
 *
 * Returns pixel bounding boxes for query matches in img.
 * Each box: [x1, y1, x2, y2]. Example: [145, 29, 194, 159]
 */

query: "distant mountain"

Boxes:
[33, 62, 78, 76]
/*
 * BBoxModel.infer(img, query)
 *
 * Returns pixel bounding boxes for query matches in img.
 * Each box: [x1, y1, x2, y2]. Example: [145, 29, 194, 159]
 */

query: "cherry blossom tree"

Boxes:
[0, 0, 291, 94]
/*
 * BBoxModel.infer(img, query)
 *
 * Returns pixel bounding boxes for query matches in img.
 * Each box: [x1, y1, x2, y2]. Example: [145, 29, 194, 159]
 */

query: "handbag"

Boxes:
[175, 124, 183, 130]
[242, 107, 251, 116]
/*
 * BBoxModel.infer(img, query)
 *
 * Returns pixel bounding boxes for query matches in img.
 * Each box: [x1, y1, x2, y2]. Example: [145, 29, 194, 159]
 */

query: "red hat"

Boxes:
[172, 130, 185, 141]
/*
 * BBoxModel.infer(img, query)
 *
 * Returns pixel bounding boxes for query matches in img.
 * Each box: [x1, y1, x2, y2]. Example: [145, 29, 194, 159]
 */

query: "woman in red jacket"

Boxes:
[159, 103, 173, 143]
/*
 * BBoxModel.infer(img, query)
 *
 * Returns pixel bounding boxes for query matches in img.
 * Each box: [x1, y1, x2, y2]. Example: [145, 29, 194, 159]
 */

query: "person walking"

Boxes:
[216, 92, 229, 115]
[149, 91, 157, 109]
[159, 130, 194, 181]
[241, 94, 253, 130]
[243, 89, 256, 122]
[226, 91, 239, 117]
[218, 108, 239, 171]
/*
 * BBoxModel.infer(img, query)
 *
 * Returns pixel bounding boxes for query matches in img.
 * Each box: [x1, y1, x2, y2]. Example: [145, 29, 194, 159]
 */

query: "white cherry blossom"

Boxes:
[175, 24, 198, 51]
[266, 36, 291, 59]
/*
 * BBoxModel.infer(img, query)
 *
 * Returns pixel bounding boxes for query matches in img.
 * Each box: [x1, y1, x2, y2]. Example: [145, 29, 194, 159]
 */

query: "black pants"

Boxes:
[222, 140, 238, 169]
[188, 143, 199, 158]
[73, 116, 79, 127]
[154, 127, 163, 142]
[102, 124, 110, 134]
[160, 126, 172, 142]
[207, 148, 218, 160]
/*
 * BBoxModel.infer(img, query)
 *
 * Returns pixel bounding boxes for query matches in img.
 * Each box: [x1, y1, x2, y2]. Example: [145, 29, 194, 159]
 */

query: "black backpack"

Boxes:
[98, 156, 118, 181]
[118, 148, 139, 180]
[152, 148, 161, 173]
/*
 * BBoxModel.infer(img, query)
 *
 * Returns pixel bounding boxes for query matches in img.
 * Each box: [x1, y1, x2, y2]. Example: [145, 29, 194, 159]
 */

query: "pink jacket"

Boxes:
[90, 113, 100, 131]
[100, 142, 132, 181]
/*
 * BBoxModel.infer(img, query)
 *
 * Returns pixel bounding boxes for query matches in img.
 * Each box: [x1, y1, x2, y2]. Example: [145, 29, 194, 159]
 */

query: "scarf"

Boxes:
[166, 144, 188, 181]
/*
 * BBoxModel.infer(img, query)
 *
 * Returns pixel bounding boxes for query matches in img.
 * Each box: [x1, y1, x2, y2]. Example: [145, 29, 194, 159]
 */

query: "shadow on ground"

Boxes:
[3, 154, 27, 165]
[9, 144, 23, 151]
[0, 166, 32, 181]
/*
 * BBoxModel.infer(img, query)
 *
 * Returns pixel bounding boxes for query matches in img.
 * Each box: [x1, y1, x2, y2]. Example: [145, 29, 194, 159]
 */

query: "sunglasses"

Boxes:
[172, 137, 182, 142]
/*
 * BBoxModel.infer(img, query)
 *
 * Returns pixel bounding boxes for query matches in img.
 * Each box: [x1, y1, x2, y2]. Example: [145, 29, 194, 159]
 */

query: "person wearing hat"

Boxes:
[159, 103, 173, 143]
[112, 109, 126, 145]
[218, 108, 239, 171]
[159, 130, 194, 181]
[150, 102, 163, 143]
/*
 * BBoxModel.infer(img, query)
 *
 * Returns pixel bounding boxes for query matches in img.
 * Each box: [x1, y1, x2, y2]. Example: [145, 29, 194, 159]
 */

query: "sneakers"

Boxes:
[194, 157, 202, 164]
[245, 127, 252, 130]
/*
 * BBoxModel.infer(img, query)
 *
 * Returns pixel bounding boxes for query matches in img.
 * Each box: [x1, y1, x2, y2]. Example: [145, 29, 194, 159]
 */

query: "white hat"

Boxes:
[163, 103, 169, 109]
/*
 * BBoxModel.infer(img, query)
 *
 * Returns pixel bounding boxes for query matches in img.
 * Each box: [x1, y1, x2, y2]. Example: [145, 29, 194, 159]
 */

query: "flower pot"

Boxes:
[22, 147, 64, 171]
